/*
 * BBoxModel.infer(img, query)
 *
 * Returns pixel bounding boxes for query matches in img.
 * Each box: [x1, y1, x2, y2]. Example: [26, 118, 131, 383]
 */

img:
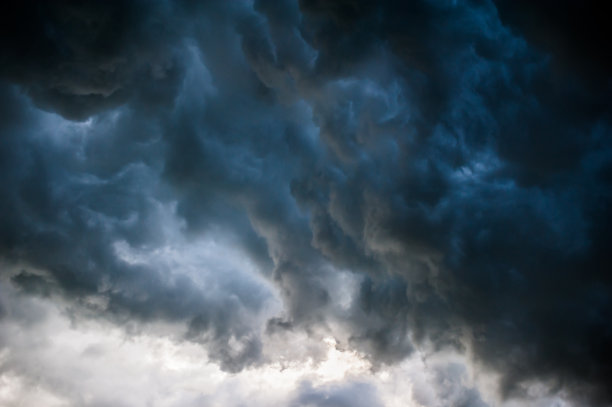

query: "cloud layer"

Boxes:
[1, 0, 610, 406]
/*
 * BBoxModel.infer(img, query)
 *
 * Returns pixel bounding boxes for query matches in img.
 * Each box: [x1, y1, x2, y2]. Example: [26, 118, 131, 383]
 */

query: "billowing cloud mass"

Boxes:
[0, 1, 610, 406]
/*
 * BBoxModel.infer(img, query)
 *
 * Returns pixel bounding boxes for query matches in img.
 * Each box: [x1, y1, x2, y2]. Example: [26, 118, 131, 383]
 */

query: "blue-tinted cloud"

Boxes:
[0, 0, 610, 405]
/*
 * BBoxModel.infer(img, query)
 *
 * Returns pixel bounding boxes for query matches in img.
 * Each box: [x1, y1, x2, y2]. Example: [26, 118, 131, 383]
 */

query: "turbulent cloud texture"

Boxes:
[0, 1, 610, 406]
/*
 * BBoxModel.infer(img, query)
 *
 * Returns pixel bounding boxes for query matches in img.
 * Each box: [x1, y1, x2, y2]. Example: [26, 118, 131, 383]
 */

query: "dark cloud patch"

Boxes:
[493, 0, 612, 85]
[282, 0, 612, 404]
[0, 0, 185, 120]
[0, 0, 611, 406]
[10, 271, 54, 298]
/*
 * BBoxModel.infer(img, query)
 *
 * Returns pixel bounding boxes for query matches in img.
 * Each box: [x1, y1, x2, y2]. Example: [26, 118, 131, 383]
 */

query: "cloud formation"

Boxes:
[0, 0, 610, 406]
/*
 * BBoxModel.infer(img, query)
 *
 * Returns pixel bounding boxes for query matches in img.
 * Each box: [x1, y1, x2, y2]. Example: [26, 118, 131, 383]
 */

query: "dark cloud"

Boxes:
[285, 0, 611, 403]
[0, 0, 611, 405]
[0, 0, 185, 120]
[0, 82, 274, 371]
[493, 0, 612, 85]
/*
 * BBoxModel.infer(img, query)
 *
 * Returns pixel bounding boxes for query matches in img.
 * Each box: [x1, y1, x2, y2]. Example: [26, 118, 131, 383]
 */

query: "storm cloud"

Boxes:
[0, 0, 610, 406]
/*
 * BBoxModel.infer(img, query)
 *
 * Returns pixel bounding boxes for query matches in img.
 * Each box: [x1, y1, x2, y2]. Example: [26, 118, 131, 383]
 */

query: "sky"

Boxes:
[0, 1, 610, 406]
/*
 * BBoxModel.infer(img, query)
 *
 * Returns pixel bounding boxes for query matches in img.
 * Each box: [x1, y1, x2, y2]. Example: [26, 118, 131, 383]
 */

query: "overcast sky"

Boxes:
[0, 1, 611, 406]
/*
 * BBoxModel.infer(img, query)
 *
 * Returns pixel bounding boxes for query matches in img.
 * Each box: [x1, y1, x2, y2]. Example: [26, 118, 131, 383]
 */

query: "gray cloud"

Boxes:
[0, 0, 611, 405]
[290, 381, 383, 407]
